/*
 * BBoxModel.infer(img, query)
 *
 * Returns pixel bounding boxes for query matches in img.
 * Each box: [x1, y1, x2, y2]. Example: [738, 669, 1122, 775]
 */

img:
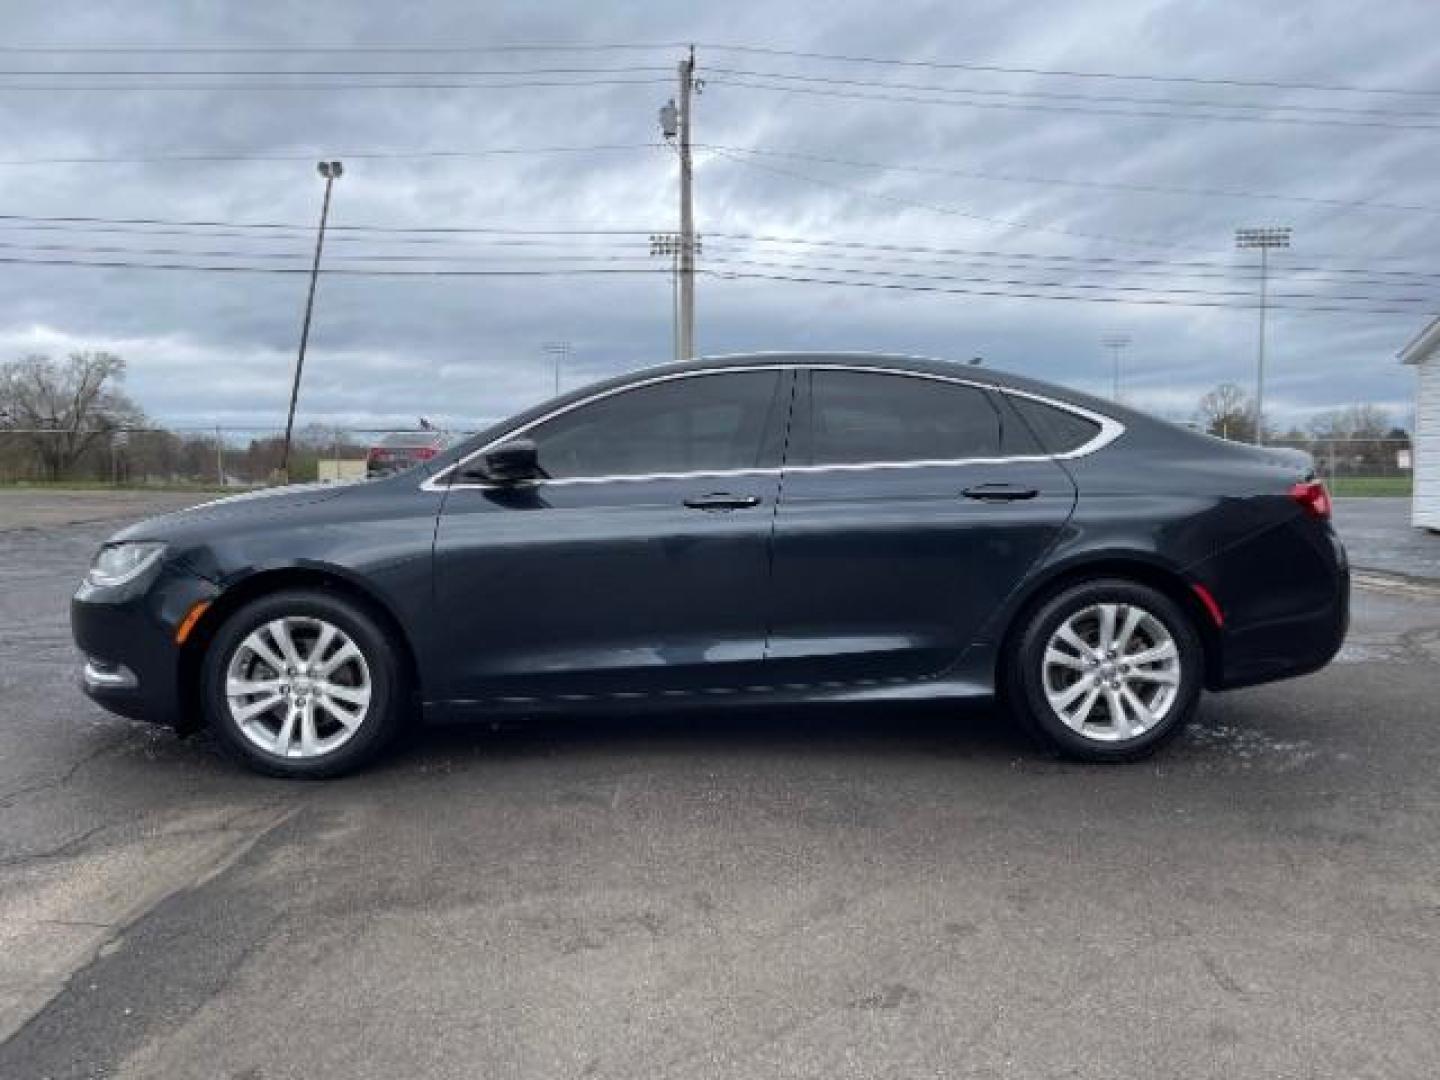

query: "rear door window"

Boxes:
[802, 370, 1002, 466]
[1006, 395, 1102, 455]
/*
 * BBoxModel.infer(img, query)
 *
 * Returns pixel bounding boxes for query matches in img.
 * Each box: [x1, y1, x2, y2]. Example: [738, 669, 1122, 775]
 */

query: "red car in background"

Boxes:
[365, 431, 452, 479]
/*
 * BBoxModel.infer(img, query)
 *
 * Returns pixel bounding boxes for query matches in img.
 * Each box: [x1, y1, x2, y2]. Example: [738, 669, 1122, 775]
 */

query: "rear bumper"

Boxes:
[71, 564, 219, 729]
[1194, 517, 1350, 691]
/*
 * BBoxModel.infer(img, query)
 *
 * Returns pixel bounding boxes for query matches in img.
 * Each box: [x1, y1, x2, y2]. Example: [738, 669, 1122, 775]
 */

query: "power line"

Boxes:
[0, 248, 1431, 314]
[2, 211, 1436, 276]
[704, 67, 1440, 121]
[0, 254, 672, 277]
[0, 143, 661, 166]
[0, 76, 674, 92]
[6, 40, 1434, 99]
[0, 64, 672, 76]
[708, 76, 1440, 131]
[696, 43, 1440, 99]
[3, 236, 1436, 292]
[701, 267, 1437, 317]
[0, 43, 682, 55]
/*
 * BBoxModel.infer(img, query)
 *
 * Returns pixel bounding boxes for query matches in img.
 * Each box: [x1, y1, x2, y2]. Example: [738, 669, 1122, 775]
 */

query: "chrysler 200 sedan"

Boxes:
[72, 353, 1348, 778]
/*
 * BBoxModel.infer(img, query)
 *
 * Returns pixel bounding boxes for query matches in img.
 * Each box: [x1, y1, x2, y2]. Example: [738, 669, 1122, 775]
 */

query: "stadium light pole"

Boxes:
[542, 341, 571, 398]
[280, 160, 343, 482]
[1235, 226, 1291, 446]
[1100, 332, 1131, 402]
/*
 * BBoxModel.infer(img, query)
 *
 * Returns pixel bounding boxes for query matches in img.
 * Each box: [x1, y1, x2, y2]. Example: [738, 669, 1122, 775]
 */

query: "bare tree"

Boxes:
[1306, 404, 1390, 441]
[0, 352, 144, 479]
[1196, 382, 1256, 442]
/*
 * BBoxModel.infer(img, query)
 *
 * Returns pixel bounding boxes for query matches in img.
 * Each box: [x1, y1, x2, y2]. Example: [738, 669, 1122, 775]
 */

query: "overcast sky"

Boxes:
[2, 0, 1437, 434]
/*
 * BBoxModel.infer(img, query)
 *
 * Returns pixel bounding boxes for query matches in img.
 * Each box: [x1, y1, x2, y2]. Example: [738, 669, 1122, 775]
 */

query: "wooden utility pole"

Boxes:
[677, 46, 696, 360]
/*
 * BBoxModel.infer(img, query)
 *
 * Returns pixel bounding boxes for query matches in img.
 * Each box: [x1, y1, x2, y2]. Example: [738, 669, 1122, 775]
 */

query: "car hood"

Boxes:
[107, 481, 358, 543]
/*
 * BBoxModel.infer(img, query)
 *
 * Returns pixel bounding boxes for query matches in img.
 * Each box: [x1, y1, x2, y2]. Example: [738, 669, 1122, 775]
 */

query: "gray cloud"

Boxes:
[1, 0, 1436, 435]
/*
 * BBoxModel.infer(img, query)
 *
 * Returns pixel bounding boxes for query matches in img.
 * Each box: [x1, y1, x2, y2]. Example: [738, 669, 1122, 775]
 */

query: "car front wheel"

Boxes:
[202, 589, 406, 778]
[1007, 578, 1203, 761]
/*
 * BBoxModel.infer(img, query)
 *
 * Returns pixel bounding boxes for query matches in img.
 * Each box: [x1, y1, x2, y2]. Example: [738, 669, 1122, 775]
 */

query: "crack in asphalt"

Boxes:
[0, 736, 136, 809]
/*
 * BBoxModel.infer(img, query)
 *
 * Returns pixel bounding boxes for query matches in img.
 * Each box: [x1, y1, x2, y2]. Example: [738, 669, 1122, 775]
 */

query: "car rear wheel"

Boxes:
[202, 589, 406, 778]
[1006, 578, 1202, 761]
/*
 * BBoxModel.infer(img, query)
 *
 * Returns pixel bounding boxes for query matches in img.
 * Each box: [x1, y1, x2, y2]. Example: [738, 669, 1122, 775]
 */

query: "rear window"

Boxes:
[1006, 396, 1102, 455]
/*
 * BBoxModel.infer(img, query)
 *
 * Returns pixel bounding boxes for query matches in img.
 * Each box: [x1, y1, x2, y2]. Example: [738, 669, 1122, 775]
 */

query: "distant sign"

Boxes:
[1398, 447, 1412, 470]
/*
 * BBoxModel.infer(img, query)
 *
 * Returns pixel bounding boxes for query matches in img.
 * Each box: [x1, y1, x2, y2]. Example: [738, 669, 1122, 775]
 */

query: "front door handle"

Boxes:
[683, 492, 762, 511]
[962, 483, 1039, 503]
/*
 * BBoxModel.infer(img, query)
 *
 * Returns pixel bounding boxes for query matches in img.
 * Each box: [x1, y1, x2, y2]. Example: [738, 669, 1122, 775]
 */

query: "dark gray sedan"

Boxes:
[72, 353, 1348, 777]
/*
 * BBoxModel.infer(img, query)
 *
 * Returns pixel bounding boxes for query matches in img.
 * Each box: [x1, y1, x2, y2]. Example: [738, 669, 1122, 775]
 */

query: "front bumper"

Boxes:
[71, 563, 219, 729]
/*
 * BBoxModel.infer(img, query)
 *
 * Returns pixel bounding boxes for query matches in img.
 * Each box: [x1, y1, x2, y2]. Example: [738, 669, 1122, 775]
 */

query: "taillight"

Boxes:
[414, 447, 438, 460]
[1290, 479, 1332, 520]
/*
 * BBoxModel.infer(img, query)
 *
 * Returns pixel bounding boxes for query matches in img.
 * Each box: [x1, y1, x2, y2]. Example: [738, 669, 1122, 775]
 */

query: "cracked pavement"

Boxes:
[0, 490, 1437, 1078]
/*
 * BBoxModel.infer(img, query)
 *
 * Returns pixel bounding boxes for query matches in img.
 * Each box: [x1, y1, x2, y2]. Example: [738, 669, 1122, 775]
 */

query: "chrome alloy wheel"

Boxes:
[1041, 602, 1181, 742]
[224, 616, 372, 759]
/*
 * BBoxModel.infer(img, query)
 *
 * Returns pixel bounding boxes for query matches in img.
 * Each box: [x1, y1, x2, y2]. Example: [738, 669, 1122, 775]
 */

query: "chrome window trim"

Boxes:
[421, 362, 1124, 492]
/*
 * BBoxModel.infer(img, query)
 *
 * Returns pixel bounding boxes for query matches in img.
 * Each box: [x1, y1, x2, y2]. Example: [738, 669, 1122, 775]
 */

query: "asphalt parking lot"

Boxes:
[1, 491, 1437, 1079]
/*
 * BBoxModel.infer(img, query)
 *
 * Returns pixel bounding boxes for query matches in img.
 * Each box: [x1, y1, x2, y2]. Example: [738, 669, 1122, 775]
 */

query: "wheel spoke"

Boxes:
[1055, 623, 1096, 659]
[1062, 685, 1103, 731]
[227, 676, 283, 697]
[1096, 604, 1118, 652]
[1105, 687, 1131, 738]
[298, 704, 319, 756]
[1126, 641, 1177, 667]
[1115, 606, 1145, 653]
[1044, 647, 1088, 672]
[317, 695, 362, 729]
[269, 619, 303, 668]
[272, 706, 298, 753]
[1120, 685, 1157, 733]
[240, 630, 286, 674]
[1049, 678, 1094, 712]
[308, 623, 338, 668]
[319, 643, 361, 676]
[1128, 667, 1179, 685]
[232, 692, 284, 723]
[319, 681, 369, 707]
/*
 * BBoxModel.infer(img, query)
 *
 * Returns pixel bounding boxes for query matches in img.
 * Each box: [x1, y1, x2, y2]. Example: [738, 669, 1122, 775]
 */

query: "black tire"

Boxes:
[201, 589, 407, 778]
[1004, 578, 1203, 762]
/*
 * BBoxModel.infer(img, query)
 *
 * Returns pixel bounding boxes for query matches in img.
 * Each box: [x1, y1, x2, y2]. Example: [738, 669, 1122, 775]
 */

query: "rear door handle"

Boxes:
[962, 483, 1039, 502]
[683, 492, 762, 511]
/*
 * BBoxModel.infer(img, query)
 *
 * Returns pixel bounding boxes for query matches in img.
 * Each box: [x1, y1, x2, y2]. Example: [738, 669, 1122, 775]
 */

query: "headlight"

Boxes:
[86, 542, 166, 588]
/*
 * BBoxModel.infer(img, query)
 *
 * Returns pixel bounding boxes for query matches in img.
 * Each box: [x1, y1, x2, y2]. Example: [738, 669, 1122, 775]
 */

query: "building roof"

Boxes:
[1399, 315, 1440, 365]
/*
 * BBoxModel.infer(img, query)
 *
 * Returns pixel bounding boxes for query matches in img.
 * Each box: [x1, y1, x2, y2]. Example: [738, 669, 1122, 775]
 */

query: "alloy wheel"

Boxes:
[1040, 602, 1181, 742]
[224, 616, 372, 759]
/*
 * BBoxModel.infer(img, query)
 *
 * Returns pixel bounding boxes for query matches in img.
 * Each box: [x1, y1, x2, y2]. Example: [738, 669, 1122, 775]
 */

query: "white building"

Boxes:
[1399, 315, 1440, 531]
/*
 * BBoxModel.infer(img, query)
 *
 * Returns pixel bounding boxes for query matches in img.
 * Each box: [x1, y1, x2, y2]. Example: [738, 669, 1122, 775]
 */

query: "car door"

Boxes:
[764, 367, 1077, 686]
[432, 367, 794, 708]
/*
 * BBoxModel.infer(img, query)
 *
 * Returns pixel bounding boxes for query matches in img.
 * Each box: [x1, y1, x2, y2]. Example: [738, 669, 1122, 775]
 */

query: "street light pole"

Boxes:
[280, 160, 343, 482]
[1235, 226, 1290, 447]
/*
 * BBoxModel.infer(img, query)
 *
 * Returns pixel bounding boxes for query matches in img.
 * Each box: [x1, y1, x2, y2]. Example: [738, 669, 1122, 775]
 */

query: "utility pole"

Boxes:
[659, 47, 698, 359]
[542, 341, 571, 397]
[280, 159, 343, 482]
[1100, 332, 1131, 402]
[1235, 226, 1290, 447]
[649, 232, 701, 362]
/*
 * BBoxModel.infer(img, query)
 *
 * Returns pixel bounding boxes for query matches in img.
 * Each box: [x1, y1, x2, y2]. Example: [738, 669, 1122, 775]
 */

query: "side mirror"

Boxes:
[466, 438, 540, 484]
